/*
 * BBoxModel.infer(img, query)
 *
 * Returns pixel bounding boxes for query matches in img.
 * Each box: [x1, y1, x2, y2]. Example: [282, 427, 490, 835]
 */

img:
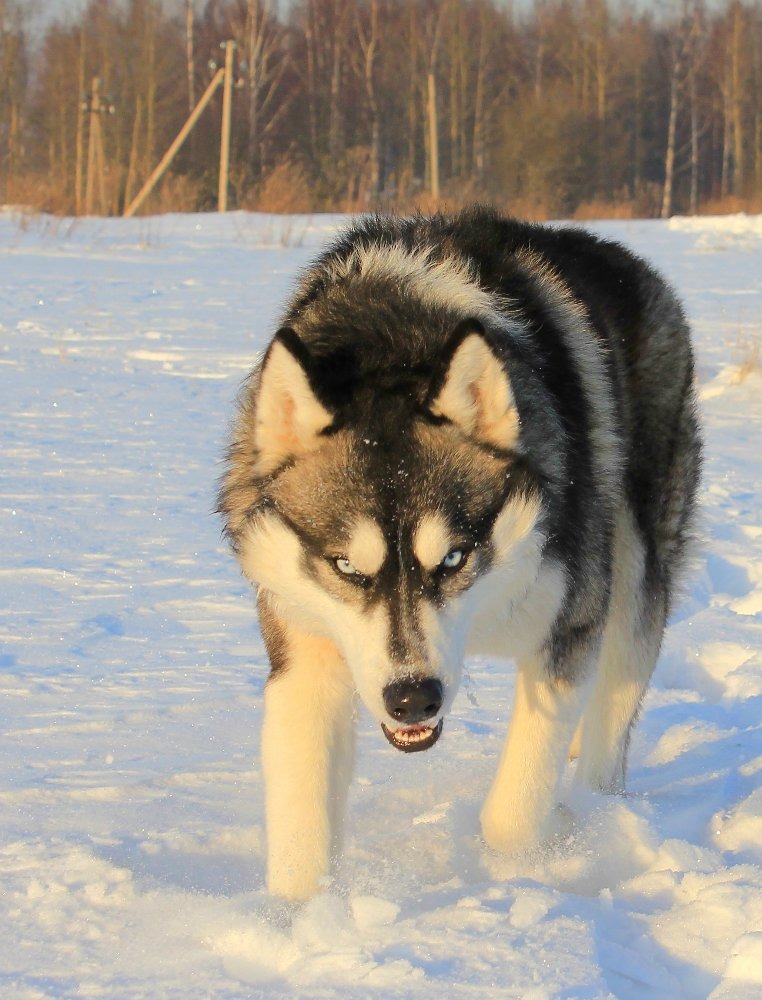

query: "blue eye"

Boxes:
[440, 548, 466, 571]
[332, 557, 371, 587]
[335, 557, 360, 576]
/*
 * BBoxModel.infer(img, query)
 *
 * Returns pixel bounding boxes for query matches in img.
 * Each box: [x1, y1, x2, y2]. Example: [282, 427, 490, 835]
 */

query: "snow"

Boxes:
[1, 208, 760, 998]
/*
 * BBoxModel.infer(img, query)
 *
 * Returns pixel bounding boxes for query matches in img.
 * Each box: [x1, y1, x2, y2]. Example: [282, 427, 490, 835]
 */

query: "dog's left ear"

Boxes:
[253, 328, 333, 475]
[429, 321, 519, 449]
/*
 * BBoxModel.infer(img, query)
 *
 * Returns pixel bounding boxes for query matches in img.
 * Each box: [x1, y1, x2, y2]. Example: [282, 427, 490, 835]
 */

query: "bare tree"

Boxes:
[0, 0, 27, 200]
[6, 0, 762, 216]
[355, 0, 381, 199]
[241, 0, 288, 178]
[186, 0, 196, 114]
[422, 1, 446, 198]
[661, 6, 701, 218]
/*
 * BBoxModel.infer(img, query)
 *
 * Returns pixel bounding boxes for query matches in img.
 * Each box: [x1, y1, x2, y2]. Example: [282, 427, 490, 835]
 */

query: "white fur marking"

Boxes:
[469, 559, 566, 663]
[345, 518, 387, 578]
[328, 243, 527, 344]
[413, 512, 453, 571]
[491, 492, 542, 563]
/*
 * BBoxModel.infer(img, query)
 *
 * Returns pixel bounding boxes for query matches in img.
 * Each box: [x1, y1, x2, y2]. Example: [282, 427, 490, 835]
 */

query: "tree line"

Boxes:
[2, 0, 762, 218]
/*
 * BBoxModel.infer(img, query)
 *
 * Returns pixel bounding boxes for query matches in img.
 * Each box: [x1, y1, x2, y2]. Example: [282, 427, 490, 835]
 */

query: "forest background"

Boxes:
[2, 0, 762, 219]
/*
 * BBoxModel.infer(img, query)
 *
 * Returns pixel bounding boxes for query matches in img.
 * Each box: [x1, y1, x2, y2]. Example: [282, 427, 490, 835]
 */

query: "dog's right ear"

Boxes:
[253, 328, 333, 475]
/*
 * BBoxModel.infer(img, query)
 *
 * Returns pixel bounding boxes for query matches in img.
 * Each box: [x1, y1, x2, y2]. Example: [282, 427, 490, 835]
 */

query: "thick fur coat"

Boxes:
[219, 208, 701, 899]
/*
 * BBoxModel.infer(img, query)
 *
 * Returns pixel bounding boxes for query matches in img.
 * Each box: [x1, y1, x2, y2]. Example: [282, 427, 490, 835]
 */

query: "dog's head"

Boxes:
[222, 320, 545, 751]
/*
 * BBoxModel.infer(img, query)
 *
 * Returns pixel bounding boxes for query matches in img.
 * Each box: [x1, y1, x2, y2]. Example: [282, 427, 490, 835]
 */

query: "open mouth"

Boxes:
[381, 719, 443, 753]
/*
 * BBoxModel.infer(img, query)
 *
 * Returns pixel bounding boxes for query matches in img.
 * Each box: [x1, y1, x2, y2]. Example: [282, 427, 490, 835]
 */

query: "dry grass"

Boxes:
[243, 161, 316, 215]
[7, 163, 762, 225]
[573, 199, 637, 221]
[145, 173, 204, 215]
[2, 172, 75, 215]
[697, 194, 762, 216]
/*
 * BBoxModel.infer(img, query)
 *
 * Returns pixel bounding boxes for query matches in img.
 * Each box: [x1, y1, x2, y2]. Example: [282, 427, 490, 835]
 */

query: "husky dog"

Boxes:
[219, 207, 701, 900]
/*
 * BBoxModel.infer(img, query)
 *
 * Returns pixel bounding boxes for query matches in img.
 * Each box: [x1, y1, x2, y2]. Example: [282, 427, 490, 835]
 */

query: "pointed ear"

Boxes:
[429, 322, 519, 450]
[253, 329, 333, 475]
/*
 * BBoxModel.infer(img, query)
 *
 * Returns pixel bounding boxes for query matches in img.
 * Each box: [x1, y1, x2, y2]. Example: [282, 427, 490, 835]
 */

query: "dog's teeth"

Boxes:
[396, 727, 432, 744]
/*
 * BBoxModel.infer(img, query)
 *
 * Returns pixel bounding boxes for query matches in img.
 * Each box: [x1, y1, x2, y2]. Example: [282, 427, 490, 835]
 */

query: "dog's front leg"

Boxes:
[480, 650, 585, 854]
[260, 606, 355, 900]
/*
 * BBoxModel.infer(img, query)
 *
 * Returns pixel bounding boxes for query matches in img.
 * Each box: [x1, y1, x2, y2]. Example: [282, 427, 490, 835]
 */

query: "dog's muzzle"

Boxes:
[381, 677, 444, 753]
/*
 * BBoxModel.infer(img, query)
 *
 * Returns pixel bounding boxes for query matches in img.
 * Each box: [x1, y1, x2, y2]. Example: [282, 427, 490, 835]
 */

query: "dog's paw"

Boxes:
[480, 800, 574, 855]
[267, 859, 331, 902]
[479, 804, 539, 855]
[574, 755, 626, 795]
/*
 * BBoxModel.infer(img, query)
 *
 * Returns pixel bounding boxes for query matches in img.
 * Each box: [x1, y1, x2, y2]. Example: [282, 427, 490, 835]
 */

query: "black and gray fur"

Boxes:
[218, 206, 701, 900]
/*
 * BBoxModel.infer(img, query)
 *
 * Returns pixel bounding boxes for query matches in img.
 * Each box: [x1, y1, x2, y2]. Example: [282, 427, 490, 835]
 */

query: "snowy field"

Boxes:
[1, 208, 761, 999]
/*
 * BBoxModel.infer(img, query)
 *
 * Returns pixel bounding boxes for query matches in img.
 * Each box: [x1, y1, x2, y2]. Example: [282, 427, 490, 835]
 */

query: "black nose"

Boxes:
[383, 677, 443, 724]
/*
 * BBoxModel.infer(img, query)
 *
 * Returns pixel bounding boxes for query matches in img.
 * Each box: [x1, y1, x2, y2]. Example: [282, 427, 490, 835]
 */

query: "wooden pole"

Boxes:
[218, 40, 236, 212]
[124, 67, 225, 218]
[124, 97, 143, 210]
[85, 77, 101, 215]
[74, 32, 86, 215]
[661, 57, 680, 219]
[94, 110, 106, 214]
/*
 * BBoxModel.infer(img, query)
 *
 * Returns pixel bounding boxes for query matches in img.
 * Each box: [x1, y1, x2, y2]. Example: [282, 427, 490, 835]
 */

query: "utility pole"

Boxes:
[83, 77, 115, 215]
[218, 40, 236, 212]
[74, 30, 86, 215]
[123, 40, 236, 218]
[84, 77, 102, 215]
[124, 67, 225, 218]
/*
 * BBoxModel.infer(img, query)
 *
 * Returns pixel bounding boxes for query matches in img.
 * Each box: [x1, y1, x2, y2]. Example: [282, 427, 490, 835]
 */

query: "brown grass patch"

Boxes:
[698, 195, 762, 216]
